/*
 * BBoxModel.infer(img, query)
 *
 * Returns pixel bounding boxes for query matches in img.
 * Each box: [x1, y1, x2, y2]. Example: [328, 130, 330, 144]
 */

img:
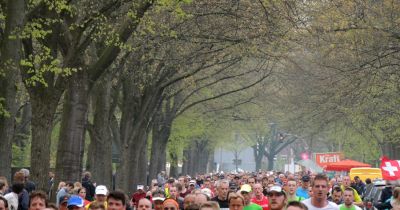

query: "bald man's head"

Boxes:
[194, 193, 209, 205]
[138, 198, 151, 210]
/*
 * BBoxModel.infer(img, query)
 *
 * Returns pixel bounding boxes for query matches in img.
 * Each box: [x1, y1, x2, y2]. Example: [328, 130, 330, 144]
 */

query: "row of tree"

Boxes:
[205, 0, 400, 170]
[257, 0, 400, 163]
[0, 0, 295, 194]
[1, 0, 399, 195]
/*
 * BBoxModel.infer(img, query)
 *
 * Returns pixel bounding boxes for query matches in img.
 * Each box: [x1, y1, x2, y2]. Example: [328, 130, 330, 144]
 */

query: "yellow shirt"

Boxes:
[341, 186, 362, 202]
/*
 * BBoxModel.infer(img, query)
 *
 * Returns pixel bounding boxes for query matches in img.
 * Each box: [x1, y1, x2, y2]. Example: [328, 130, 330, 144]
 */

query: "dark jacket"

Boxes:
[18, 189, 29, 210]
[374, 187, 393, 210]
[25, 181, 36, 193]
[82, 177, 95, 201]
[354, 181, 366, 197]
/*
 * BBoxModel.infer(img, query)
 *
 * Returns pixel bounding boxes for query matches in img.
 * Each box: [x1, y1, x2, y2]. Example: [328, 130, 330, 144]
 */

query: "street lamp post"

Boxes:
[234, 133, 240, 173]
[269, 122, 277, 170]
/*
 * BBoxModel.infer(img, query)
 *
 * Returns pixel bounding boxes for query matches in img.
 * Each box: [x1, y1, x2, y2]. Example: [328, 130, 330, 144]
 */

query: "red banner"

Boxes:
[314, 152, 344, 167]
[381, 156, 400, 180]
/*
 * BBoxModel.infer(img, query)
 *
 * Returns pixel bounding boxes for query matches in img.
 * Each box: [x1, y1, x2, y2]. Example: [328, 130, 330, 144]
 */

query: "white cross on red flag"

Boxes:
[381, 156, 400, 180]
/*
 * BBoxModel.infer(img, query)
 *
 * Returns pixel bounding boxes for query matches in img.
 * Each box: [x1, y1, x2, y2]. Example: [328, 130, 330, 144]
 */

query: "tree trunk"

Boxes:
[181, 149, 189, 175]
[21, 0, 67, 193]
[151, 94, 182, 179]
[110, 115, 121, 155]
[185, 147, 194, 176]
[0, 0, 25, 181]
[116, 145, 130, 191]
[253, 142, 264, 172]
[190, 140, 209, 175]
[127, 125, 149, 191]
[137, 139, 148, 185]
[55, 71, 89, 182]
[86, 74, 113, 187]
[149, 115, 161, 183]
[159, 147, 167, 172]
[198, 149, 209, 174]
[200, 143, 209, 174]
[11, 101, 31, 166]
[207, 151, 214, 173]
[196, 149, 203, 175]
[191, 145, 198, 176]
[169, 151, 178, 178]
[255, 155, 262, 172]
[30, 93, 60, 191]
[86, 131, 95, 170]
[116, 79, 162, 192]
[148, 117, 169, 183]
[148, 102, 174, 182]
[14, 102, 31, 147]
[267, 154, 275, 171]
[116, 79, 136, 192]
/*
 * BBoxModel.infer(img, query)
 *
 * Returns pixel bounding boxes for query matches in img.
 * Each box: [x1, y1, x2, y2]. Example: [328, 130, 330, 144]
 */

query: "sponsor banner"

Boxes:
[314, 152, 344, 167]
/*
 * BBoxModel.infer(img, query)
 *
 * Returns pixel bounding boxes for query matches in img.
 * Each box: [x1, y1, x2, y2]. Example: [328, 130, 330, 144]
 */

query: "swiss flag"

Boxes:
[381, 156, 400, 180]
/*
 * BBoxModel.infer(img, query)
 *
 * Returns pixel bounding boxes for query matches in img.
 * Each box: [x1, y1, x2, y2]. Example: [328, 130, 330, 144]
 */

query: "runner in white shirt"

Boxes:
[302, 174, 339, 210]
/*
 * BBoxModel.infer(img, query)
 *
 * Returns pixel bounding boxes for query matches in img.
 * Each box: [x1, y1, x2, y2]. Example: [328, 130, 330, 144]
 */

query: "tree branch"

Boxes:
[202, 95, 257, 114]
[176, 71, 272, 117]
[176, 62, 253, 110]
[160, 56, 240, 89]
[275, 137, 297, 154]
[88, 1, 153, 88]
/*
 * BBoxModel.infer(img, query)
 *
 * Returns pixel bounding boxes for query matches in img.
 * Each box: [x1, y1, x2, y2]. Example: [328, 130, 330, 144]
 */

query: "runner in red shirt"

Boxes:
[131, 185, 147, 208]
[251, 183, 269, 210]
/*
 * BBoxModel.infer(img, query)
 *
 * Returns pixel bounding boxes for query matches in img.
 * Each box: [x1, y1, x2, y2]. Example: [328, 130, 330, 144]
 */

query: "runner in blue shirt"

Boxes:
[296, 175, 311, 199]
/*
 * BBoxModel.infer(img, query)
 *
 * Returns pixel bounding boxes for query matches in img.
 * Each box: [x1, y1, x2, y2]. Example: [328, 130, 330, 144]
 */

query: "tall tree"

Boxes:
[0, 0, 25, 180]
[54, 0, 153, 184]
[148, 96, 180, 183]
[86, 72, 114, 187]
[10, 0, 153, 190]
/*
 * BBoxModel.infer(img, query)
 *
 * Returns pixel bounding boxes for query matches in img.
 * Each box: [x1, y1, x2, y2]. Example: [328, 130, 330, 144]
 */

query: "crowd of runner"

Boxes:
[0, 169, 399, 210]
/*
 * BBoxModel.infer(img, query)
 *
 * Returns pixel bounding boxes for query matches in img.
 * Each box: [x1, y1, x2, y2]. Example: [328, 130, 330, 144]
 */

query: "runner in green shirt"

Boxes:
[239, 184, 262, 210]
[339, 188, 362, 210]
[287, 180, 305, 202]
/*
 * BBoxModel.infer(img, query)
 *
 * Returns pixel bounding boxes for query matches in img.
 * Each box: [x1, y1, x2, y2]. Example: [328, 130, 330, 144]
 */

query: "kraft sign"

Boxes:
[314, 152, 344, 167]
